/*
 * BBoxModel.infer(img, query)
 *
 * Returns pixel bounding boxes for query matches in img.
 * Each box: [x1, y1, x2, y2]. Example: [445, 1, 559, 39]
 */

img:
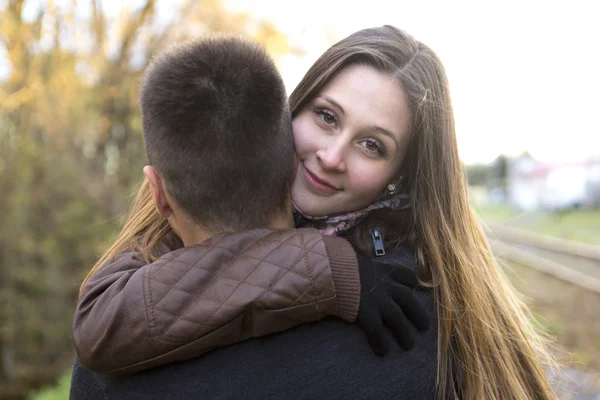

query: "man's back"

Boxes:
[70, 273, 437, 400]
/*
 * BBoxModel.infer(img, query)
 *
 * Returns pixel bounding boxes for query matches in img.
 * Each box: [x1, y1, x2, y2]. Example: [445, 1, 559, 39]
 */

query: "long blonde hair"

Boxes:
[80, 179, 170, 290]
[82, 26, 558, 399]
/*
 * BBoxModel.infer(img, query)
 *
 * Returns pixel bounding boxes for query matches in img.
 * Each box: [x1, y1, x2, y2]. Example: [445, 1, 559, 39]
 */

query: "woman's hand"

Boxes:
[355, 253, 430, 355]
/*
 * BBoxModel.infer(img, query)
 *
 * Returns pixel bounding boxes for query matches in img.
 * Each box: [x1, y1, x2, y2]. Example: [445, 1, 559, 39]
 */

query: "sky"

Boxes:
[3, 0, 599, 164]
[226, 0, 600, 164]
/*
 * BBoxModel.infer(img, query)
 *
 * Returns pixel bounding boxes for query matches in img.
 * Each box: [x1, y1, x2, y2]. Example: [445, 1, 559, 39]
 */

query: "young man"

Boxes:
[70, 35, 434, 399]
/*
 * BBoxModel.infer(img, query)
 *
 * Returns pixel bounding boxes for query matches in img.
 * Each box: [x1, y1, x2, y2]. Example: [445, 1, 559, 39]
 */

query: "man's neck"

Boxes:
[266, 210, 294, 230]
[175, 211, 294, 248]
[179, 227, 213, 247]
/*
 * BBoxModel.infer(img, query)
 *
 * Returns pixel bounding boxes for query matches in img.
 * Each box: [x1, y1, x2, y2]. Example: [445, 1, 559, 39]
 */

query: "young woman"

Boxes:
[77, 25, 557, 399]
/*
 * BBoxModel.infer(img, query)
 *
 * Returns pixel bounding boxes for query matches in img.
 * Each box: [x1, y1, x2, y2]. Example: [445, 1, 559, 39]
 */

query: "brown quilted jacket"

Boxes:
[73, 228, 360, 374]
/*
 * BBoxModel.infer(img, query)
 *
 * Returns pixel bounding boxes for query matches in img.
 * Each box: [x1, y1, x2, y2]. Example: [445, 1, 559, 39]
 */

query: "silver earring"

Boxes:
[386, 183, 397, 195]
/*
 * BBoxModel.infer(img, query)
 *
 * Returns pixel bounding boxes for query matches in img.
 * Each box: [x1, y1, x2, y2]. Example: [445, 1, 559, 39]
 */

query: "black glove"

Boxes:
[355, 252, 430, 356]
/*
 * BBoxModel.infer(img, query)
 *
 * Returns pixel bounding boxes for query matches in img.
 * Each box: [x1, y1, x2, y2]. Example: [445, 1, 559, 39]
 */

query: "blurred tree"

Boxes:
[465, 163, 492, 187]
[491, 154, 509, 181]
[465, 155, 510, 189]
[0, 1, 289, 398]
[489, 154, 509, 194]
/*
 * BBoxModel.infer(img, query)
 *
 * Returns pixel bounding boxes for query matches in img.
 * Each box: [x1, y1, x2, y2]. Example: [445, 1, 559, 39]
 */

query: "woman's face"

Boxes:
[291, 64, 412, 216]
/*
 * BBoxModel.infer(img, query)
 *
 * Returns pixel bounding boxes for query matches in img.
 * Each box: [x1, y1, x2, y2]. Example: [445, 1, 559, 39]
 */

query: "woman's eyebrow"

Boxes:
[318, 95, 345, 116]
[370, 126, 400, 148]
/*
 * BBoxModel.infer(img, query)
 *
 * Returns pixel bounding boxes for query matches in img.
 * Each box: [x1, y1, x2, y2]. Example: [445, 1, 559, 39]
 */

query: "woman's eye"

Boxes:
[314, 108, 337, 126]
[360, 139, 387, 157]
[365, 140, 378, 152]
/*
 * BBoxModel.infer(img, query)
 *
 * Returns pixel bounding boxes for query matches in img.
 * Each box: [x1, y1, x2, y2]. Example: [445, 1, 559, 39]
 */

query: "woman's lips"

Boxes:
[302, 166, 340, 195]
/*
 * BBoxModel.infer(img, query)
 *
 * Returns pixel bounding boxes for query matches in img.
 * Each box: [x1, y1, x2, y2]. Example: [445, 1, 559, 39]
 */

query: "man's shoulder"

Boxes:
[82, 309, 438, 400]
[70, 356, 104, 400]
[193, 318, 439, 399]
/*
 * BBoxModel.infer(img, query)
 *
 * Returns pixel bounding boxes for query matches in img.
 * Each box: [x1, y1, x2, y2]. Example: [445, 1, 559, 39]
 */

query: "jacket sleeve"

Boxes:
[73, 228, 359, 375]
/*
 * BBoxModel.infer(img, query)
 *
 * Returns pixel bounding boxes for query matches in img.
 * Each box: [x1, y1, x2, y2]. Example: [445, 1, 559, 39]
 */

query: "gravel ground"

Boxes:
[553, 367, 600, 399]
[502, 261, 600, 399]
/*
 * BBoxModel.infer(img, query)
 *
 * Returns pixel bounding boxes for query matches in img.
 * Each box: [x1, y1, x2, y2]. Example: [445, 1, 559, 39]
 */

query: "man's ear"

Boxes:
[143, 165, 173, 219]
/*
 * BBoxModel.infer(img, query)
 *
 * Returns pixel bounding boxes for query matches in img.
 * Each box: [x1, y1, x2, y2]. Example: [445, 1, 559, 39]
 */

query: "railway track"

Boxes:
[484, 222, 600, 295]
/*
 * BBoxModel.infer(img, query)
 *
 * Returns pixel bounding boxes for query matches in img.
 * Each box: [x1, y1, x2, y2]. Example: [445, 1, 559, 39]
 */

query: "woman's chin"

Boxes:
[292, 198, 333, 218]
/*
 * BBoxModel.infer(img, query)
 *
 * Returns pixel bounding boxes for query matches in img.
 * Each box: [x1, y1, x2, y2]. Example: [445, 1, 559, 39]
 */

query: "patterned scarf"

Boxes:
[292, 192, 411, 235]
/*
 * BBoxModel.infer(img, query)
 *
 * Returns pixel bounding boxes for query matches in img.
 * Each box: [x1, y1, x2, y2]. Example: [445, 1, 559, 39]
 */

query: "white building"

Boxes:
[508, 155, 600, 211]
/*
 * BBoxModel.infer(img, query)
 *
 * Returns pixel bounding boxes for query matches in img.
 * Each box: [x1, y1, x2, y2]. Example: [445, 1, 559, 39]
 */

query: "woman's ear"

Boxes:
[143, 165, 173, 219]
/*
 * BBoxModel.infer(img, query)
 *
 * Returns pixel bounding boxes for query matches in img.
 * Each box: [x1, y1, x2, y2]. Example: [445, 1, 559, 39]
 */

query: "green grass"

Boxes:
[28, 372, 71, 400]
[475, 205, 600, 245]
[529, 312, 567, 337]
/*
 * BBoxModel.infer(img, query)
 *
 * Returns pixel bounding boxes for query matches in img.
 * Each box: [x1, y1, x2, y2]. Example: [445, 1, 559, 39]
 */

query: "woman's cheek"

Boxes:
[292, 117, 316, 156]
[350, 166, 389, 199]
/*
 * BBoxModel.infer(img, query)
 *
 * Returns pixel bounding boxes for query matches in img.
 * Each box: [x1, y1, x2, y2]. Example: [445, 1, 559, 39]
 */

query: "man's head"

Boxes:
[141, 34, 295, 237]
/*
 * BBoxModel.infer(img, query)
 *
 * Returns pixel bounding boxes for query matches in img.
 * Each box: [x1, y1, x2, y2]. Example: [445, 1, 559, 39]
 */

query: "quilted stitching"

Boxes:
[145, 229, 335, 345]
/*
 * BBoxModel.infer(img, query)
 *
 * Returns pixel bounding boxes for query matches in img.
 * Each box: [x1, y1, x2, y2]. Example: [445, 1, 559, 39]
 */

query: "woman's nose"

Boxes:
[316, 145, 346, 173]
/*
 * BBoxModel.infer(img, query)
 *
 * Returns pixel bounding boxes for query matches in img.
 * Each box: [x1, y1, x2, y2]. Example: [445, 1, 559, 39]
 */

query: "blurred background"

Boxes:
[0, 0, 598, 398]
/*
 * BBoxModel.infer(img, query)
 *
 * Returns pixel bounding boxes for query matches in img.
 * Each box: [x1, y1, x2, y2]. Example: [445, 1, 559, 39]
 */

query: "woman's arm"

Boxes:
[73, 228, 360, 374]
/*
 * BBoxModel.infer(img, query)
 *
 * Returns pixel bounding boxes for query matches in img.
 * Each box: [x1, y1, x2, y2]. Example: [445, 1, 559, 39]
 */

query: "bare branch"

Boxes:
[115, 0, 155, 67]
[91, 0, 106, 51]
[141, 0, 195, 65]
[8, 0, 25, 17]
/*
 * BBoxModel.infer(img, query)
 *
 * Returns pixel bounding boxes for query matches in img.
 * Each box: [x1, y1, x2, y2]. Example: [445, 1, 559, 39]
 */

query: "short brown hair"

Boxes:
[141, 34, 294, 232]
